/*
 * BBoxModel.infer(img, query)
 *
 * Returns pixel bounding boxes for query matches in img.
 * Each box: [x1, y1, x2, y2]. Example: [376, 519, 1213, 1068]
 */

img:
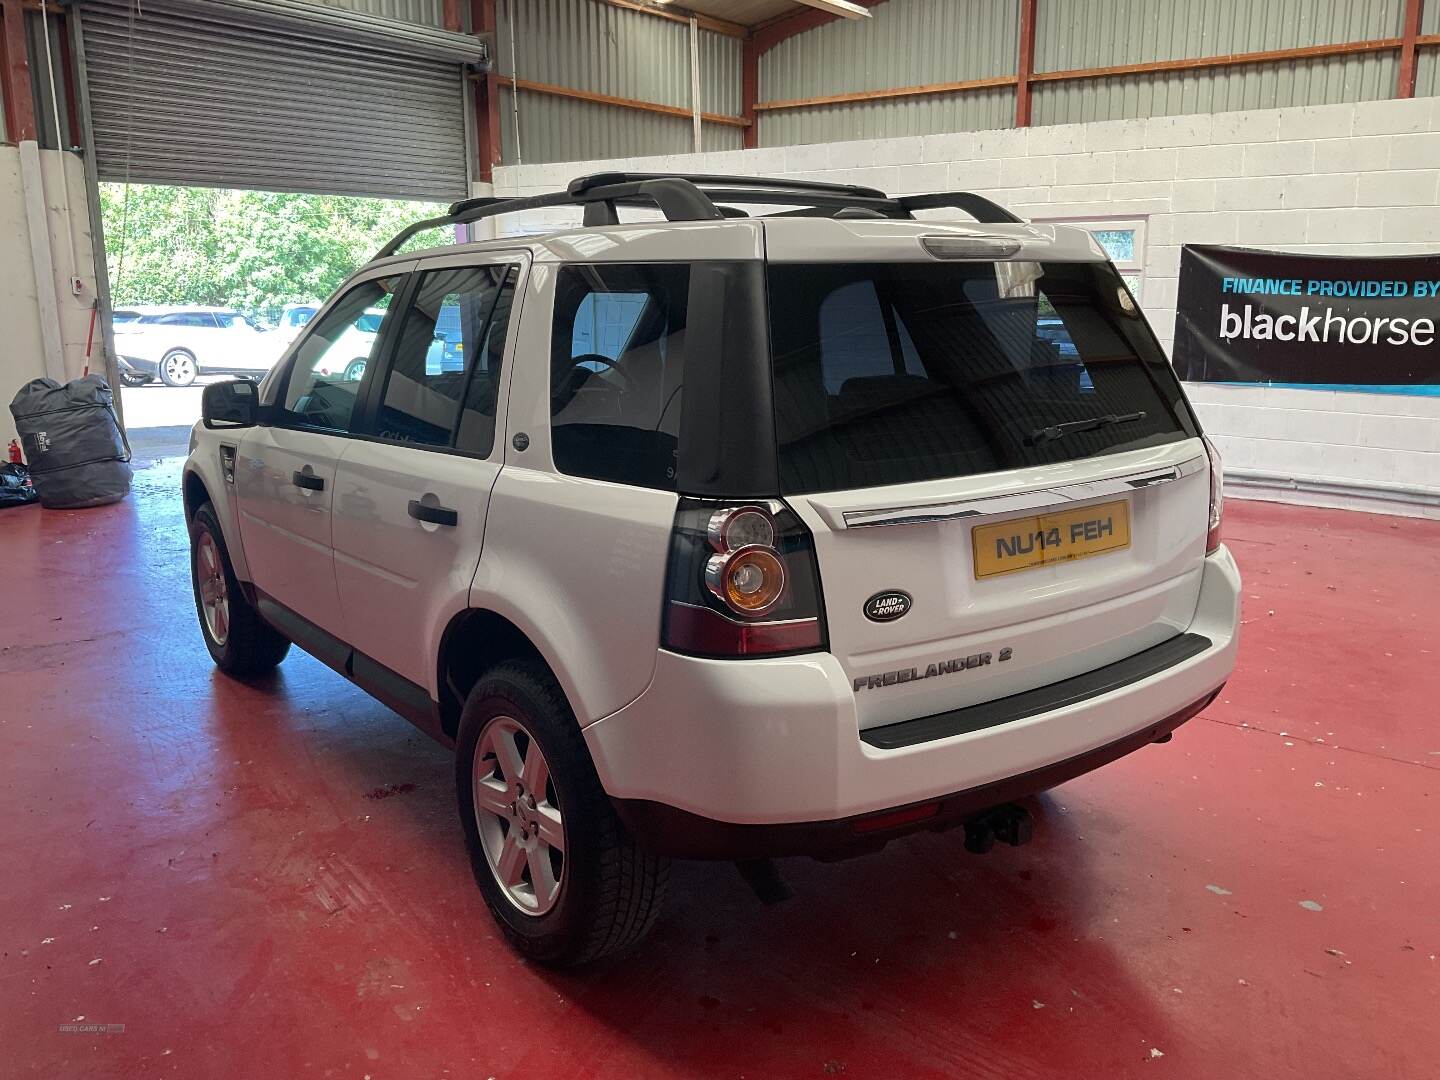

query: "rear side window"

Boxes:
[768, 261, 1195, 494]
[368, 263, 517, 454]
[550, 264, 689, 489]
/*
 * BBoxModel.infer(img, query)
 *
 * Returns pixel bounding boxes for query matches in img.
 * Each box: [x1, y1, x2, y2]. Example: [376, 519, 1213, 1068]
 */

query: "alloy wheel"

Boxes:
[164, 352, 196, 384]
[195, 529, 229, 645]
[472, 715, 565, 915]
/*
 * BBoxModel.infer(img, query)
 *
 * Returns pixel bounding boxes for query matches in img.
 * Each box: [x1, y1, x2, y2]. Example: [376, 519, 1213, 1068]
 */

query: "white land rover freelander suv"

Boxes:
[184, 173, 1240, 966]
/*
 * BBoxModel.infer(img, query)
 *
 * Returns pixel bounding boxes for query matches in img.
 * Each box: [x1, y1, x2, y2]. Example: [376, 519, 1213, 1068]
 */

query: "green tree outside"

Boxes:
[99, 184, 450, 323]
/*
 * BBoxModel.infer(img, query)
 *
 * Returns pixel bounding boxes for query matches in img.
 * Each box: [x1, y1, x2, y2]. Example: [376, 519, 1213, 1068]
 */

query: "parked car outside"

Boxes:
[115, 306, 285, 387]
[308, 308, 387, 382]
[111, 305, 168, 326]
[183, 173, 1240, 966]
[274, 303, 322, 349]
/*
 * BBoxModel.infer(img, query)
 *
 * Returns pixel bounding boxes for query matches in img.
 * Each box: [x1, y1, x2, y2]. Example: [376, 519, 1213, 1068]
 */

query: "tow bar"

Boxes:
[963, 803, 1034, 855]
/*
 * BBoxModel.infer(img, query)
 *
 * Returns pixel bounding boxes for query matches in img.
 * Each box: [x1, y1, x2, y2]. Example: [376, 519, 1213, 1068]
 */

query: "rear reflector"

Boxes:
[851, 802, 941, 835]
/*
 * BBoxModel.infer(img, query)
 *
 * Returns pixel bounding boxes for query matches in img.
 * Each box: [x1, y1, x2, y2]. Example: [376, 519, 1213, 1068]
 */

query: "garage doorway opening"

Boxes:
[101, 182, 448, 463]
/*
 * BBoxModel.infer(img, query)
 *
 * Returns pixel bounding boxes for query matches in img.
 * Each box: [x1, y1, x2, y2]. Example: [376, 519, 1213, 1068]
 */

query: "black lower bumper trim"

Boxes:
[611, 684, 1224, 861]
[861, 632, 1213, 750]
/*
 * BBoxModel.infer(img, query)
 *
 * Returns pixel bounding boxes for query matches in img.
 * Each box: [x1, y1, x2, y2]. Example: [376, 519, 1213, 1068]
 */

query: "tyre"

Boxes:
[189, 501, 290, 676]
[119, 372, 150, 388]
[159, 349, 198, 387]
[343, 357, 367, 382]
[456, 660, 669, 966]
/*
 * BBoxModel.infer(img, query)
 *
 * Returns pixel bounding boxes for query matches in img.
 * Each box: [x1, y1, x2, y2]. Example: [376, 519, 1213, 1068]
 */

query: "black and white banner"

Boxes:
[1172, 246, 1440, 395]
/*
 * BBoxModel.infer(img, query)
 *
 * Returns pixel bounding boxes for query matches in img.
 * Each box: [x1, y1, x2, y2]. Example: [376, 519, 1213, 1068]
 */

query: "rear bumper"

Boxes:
[584, 546, 1241, 857]
[612, 685, 1221, 859]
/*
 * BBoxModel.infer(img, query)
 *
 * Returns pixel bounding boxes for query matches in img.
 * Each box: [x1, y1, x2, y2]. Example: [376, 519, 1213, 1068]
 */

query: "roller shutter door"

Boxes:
[77, 0, 482, 199]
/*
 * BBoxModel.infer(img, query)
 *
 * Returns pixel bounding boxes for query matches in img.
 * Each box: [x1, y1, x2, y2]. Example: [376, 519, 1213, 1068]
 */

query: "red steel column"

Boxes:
[1396, 0, 1425, 98]
[472, 0, 501, 181]
[2, 0, 37, 142]
[741, 34, 758, 149]
[1015, 0, 1037, 127]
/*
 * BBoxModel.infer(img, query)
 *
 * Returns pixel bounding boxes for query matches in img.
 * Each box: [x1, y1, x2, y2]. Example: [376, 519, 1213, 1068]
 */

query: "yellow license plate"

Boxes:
[972, 500, 1131, 579]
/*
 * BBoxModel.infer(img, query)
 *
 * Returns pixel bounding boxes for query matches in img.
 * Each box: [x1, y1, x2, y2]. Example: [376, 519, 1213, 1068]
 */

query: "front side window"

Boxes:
[366, 263, 518, 453]
[768, 260, 1195, 494]
[280, 276, 401, 431]
[550, 264, 690, 490]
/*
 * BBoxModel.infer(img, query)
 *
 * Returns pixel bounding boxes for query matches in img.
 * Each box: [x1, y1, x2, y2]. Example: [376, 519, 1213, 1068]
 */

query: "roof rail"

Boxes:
[373, 172, 1022, 260]
[570, 171, 891, 201]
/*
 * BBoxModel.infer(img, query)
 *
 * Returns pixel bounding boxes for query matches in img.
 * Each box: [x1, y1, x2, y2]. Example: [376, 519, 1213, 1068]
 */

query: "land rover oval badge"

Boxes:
[864, 590, 912, 623]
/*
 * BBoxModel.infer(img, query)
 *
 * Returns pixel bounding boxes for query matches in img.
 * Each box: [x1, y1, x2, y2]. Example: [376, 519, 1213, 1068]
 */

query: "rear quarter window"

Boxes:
[549, 264, 690, 490]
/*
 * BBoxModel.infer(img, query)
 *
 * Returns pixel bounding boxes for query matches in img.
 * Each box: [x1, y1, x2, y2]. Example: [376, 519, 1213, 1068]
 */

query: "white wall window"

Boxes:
[1033, 217, 1147, 301]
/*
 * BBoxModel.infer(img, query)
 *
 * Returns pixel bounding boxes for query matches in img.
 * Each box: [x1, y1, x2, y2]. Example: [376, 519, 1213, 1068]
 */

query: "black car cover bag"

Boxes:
[8, 375, 132, 508]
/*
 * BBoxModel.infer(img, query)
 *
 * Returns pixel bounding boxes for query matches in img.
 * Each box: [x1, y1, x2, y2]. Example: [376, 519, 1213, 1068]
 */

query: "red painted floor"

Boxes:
[2, 458, 1438, 1079]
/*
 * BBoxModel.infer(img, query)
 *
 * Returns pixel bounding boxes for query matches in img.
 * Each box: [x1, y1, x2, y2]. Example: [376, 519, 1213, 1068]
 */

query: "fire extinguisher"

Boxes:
[7, 439, 21, 465]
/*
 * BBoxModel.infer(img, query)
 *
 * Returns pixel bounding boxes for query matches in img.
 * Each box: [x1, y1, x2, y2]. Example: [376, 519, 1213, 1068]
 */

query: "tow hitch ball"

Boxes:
[964, 803, 1034, 855]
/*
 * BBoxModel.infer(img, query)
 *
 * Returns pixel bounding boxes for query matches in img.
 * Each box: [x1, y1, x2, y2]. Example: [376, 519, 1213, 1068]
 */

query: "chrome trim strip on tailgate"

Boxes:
[840, 456, 1205, 529]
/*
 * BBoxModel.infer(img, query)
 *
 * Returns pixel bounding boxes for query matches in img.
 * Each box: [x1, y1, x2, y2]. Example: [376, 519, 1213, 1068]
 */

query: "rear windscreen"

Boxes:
[768, 261, 1197, 494]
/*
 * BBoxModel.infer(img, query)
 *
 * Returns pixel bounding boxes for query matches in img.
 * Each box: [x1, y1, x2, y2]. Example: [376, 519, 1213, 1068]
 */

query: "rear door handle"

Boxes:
[292, 470, 324, 491]
[408, 500, 458, 527]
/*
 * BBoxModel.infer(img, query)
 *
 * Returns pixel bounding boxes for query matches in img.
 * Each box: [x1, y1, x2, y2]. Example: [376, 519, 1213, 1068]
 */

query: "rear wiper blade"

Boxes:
[1026, 411, 1146, 446]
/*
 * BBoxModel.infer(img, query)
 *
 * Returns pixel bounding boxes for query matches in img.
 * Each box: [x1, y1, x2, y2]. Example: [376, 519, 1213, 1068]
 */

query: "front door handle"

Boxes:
[292, 470, 324, 491]
[408, 500, 458, 527]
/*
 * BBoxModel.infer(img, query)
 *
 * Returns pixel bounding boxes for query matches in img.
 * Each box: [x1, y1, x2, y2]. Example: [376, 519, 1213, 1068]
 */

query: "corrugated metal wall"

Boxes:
[752, 0, 1427, 143]
[495, 0, 741, 164]
[758, 0, 1017, 146]
[1032, 0, 1405, 124]
[1418, 0, 1440, 99]
[480, 0, 1435, 166]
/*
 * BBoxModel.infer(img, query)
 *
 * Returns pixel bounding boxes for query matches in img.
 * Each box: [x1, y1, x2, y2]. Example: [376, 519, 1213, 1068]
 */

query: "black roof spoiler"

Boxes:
[373, 172, 1022, 261]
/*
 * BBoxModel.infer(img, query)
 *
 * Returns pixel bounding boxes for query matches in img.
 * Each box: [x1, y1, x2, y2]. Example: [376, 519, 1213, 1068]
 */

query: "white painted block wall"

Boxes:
[493, 95, 1440, 517]
[0, 146, 105, 449]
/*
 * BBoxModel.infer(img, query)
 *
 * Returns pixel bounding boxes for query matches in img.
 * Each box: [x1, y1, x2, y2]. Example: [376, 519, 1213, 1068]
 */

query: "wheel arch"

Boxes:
[436, 608, 556, 739]
[182, 468, 211, 523]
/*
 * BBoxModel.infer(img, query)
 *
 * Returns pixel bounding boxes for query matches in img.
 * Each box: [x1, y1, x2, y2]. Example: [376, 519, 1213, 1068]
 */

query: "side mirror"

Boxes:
[201, 379, 260, 429]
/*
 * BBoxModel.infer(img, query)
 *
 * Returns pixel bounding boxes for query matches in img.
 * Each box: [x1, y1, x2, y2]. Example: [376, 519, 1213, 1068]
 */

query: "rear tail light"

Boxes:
[662, 498, 827, 658]
[1203, 435, 1223, 554]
